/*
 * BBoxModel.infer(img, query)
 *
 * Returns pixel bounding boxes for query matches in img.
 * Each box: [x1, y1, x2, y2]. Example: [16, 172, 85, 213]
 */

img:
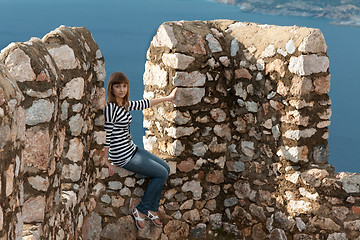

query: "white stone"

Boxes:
[295, 217, 306, 232]
[93, 182, 105, 196]
[241, 141, 255, 157]
[219, 56, 230, 67]
[5, 48, 36, 82]
[327, 233, 348, 240]
[230, 39, 239, 57]
[61, 100, 69, 121]
[285, 172, 300, 184]
[120, 187, 131, 196]
[277, 48, 288, 57]
[60, 77, 85, 100]
[206, 34, 222, 53]
[277, 146, 309, 162]
[165, 126, 195, 138]
[339, 173, 360, 193]
[181, 180, 202, 200]
[143, 136, 157, 151]
[256, 59, 265, 71]
[287, 200, 312, 215]
[25, 88, 53, 98]
[62, 164, 82, 181]
[66, 138, 84, 162]
[151, 24, 178, 48]
[261, 119, 272, 129]
[260, 44, 276, 58]
[124, 177, 136, 187]
[289, 55, 329, 76]
[298, 29, 327, 53]
[284, 128, 317, 140]
[192, 142, 208, 157]
[167, 140, 184, 156]
[108, 181, 122, 190]
[45, 54, 58, 80]
[69, 114, 84, 136]
[162, 53, 195, 70]
[93, 131, 106, 145]
[317, 121, 331, 128]
[286, 39, 296, 54]
[96, 49, 103, 59]
[48, 45, 78, 70]
[234, 82, 247, 100]
[318, 108, 332, 120]
[299, 187, 319, 201]
[173, 71, 206, 87]
[143, 61, 168, 88]
[62, 191, 77, 209]
[272, 125, 281, 140]
[101, 194, 111, 204]
[94, 60, 106, 82]
[26, 99, 54, 126]
[245, 101, 258, 113]
[28, 175, 49, 192]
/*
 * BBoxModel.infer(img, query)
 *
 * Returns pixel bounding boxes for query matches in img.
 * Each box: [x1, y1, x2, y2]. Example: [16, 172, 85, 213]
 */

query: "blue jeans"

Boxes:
[123, 148, 170, 214]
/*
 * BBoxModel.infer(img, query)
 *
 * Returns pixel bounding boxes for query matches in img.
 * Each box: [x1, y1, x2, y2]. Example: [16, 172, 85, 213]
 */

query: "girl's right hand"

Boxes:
[105, 160, 115, 176]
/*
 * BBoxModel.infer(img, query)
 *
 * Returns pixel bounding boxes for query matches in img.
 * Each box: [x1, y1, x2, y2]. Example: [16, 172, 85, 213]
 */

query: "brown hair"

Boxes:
[107, 72, 130, 111]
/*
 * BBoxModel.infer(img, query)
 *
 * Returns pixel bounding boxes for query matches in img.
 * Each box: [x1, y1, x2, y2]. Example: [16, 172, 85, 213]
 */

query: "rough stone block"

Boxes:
[172, 71, 206, 87]
[289, 55, 329, 76]
[174, 88, 205, 107]
[143, 61, 168, 88]
[162, 53, 195, 70]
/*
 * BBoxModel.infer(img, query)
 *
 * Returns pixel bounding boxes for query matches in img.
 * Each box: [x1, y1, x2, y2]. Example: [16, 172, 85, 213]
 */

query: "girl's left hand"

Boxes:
[168, 87, 178, 102]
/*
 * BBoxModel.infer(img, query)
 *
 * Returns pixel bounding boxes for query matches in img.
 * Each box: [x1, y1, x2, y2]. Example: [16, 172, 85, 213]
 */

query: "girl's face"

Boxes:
[112, 83, 128, 99]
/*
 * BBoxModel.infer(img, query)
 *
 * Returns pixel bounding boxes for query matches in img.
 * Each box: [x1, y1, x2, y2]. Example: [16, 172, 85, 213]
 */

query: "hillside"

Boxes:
[215, 0, 360, 27]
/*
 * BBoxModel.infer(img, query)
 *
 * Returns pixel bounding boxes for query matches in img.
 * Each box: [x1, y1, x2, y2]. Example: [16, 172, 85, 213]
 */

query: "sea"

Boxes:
[0, 0, 359, 173]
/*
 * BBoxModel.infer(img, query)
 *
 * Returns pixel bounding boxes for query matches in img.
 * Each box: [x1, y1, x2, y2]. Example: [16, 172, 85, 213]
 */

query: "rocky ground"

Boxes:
[215, 0, 360, 27]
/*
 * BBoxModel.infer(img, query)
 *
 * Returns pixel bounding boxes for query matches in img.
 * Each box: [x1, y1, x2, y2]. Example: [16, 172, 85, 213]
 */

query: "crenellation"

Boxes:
[1, 21, 360, 239]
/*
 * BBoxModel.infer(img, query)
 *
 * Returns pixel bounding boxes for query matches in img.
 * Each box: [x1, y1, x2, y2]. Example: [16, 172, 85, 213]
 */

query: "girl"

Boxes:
[103, 72, 177, 230]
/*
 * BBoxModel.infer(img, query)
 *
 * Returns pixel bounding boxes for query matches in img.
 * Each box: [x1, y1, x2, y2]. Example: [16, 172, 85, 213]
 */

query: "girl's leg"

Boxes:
[123, 148, 169, 215]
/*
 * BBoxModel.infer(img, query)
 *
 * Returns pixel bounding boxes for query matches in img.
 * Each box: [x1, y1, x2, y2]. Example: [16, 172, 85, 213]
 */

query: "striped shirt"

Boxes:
[104, 99, 151, 167]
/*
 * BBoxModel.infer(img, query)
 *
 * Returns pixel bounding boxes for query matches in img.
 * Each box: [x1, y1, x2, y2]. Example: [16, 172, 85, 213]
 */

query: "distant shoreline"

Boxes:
[213, 0, 360, 28]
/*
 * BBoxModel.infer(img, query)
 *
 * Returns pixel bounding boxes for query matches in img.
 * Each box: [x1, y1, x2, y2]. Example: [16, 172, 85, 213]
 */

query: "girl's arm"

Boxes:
[150, 88, 178, 107]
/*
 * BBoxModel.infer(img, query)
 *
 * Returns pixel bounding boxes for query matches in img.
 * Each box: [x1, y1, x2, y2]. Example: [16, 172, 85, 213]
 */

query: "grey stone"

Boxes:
[269, 228, 287, 240]
[173, 71, 206, 87]
[206, 34, 222, 53]
[174, 88, 205, 107]
[230, 39, 239, 57]
[26, 99, 54, 126]
[5, 48, 36, 82]
[312, 144, 329, 163]
[327, 233, 348, 240]
[69, 114, 84, 136]
[224, 197, 238, 207]
[48, 45, 78, 70]
[100, 215, 136, 240]
[60, 77, 85, 100]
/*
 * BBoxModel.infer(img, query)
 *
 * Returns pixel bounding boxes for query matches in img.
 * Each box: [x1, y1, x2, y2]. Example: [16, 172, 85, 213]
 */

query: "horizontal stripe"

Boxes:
[103, 99, 150, 167]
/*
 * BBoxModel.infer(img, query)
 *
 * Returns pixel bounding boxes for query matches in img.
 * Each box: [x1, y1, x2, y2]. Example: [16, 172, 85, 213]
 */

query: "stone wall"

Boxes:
[0, 26, 106, 240]
[139, 20, 360, 239]
[1, 21, 360, 240]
